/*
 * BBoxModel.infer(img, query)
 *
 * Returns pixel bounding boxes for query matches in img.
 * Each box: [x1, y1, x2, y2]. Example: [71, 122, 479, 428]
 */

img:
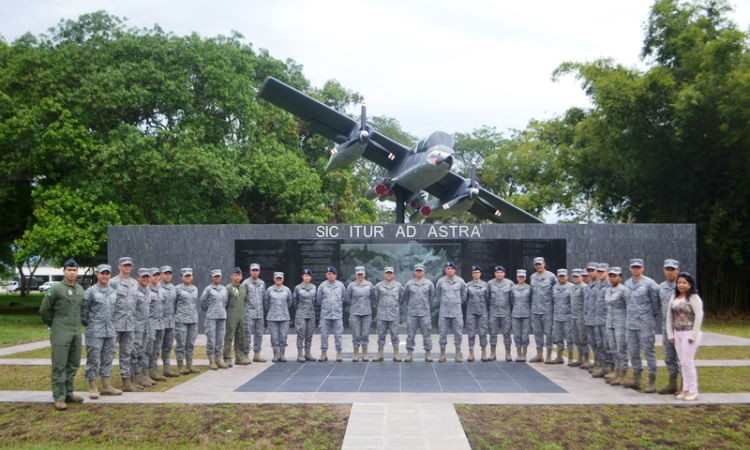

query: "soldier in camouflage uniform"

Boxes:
[622, 259, 661, 392]
[110, 257, 140, 392]
[174, 268, 200, 375]
[488, 265, 514, 362]
[133, 268, 154, 388]
[435, 262, 467, 362]
[242, 263, 267, 363]
[201, 269, 229, 369]
[158, 266, 180, 377]
[568, 269, 589, 367]
[40, 259, 85, 410]
[403, 263, 434, 362]
[82, 264, 122, 399]
[511, 270, 532, 362]
[224, 267, 248, 366]
[316, 266, 346, 362]
[374, 267, 404, 362]
[147, 268, 167, 382]
[264, 272, 293, 362]
[592, 263, 614, 378]
[657, 259, 681, 394]
[465, 266, 490, 362]
[550, 269, 573, 364]
[345, 266, 376, 362]
[604, 267, 628, 386]
[581, 262, 599, 370]
[529, 257, 557, 363]
[293, 269, 317, 363]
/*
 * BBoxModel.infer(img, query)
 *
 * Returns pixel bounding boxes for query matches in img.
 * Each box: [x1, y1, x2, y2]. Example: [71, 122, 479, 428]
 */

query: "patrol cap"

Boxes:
[664, 259, 679, 268]
[586, 262, 598, 270]
[301, 268, 312, 276]
[63, 258, 78, 268]
[630, 258, 644, 267]
[445, 261, 457, 268]
[181, 268, 193, 276]
[211, 269, 221, 277]
[160, 265, 173, 274]
[274, 272, 284, 279]
[96, 264, 112, 274]
[557, 269, 568, 276]
[250, 263, 260, 271]
[471, 265, 481, 272]
[384, 266, 394, 273]
[137, 268, 150, 277]
[533, 257, 545, 265]
[494, 265, 506, 273]
[355, 266, 365, 275]
[414, 263, 425, 271]
[609, 266, 622, 275]
[571, 269, 583, 277]
[326, 266, 338, 275]
[150, 267, 161, 276]
[232, 267, 243, 275]
[596, 263, 609, 272]
[119, 257, 133, 266]
[517, 269, 527, 277]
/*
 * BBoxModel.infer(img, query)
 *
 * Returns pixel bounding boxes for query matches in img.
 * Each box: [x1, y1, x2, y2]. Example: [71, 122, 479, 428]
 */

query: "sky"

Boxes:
[3, 0, 749, 140]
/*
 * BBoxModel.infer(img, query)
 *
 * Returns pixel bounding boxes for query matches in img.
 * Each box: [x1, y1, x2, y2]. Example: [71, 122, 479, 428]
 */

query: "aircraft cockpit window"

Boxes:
[414, 131, 455, 153]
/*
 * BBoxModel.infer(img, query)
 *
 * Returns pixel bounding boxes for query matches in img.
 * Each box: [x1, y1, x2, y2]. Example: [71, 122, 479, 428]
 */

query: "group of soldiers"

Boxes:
[39, 254, 682, 411]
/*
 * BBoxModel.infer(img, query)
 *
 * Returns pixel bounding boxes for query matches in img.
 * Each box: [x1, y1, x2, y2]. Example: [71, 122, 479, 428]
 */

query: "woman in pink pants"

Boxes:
[666, 272, 703, 401]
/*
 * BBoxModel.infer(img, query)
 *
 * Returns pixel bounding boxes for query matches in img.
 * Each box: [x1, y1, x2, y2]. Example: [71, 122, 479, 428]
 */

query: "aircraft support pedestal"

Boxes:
[395, 190, 406, 224]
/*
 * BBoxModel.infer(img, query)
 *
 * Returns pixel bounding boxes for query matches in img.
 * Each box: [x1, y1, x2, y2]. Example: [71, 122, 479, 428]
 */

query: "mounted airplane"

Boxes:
[258, 77, 542, 224]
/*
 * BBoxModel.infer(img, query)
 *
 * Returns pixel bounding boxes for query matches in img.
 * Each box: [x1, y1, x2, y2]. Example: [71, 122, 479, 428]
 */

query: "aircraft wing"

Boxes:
[258, 77, 408, 170]
[470, 188, 543, 224]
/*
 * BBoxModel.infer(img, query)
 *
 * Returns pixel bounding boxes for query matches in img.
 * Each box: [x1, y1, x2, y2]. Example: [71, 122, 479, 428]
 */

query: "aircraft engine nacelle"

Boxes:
[326, 139, 367, 172]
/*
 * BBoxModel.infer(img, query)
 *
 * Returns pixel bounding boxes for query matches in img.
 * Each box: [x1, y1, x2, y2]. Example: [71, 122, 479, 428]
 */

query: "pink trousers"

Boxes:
[674, 330, 702, 393]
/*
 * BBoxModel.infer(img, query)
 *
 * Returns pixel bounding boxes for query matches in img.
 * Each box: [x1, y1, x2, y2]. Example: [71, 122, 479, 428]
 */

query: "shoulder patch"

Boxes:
[47, 290, 53, 297]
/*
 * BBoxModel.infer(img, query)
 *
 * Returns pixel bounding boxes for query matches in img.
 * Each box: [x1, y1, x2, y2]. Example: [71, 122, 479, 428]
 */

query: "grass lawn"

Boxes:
[456, 404, 750, 450]
[0, 310, 50, 348]
[593, 366, 750, 394]
[2, 345, 212, 360]
[654, 345, 750, 360]
[0, 365, 208, 392]
[703, 320, 750, 339]
[0, 403, 350, 450]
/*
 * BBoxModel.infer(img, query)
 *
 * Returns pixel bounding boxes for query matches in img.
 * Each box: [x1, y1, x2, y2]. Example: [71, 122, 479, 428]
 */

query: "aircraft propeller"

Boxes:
[440, 159, 502, 216]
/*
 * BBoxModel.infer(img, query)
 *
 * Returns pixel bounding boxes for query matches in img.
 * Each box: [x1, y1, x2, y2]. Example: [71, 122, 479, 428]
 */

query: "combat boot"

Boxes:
[178, 360, 190, 375]
[604, 363, 616, 379]
[216, 358, 229, 369]
[425, 351, 433, 362]
[122, 378, 143, 392]
[529, 348, 544, 363]
[298, 347, 306, 363]
[588, 357, 599, 373]
[362, 346, 369, 362]
[238, 355, 251, 365]
[658, 375, 679, 395]
[88, 379, 100, 399]
[164, 362, 180, 377]
[489, 345, 497, 361]
[318, 351, 328, 362]
[515, 347, 525, 362]
[438, 347, 446, 362]
[187, 359, 200, 373]
[151, 367, 167, 381]
[305, 347, 316, 361]
[610, 369, 626, 386]
[455, 345, 463, 362]
[374, 346, 384, 362]
[549, 349, 564, 364]
[271, 348, 279, 363]
[336, 350, 343, 362]
[481, 347, 488, 362]
[253, 351, 267, 363]
[140, 368, 156, 386]
[624, 371, 642, 390]
[591, 363, 608, 378]
[100, 377, 122, 396]
[505, 345, 513, 362]
[567, 348, 580, 367]
[209, 355, 219, 370]
[225, 358, 234, 368]
[65, 394, 84, 403]
[54, 401, 68, 411]
[644, 373, 657, 393]
[393, 348, 402, 362]
[405, 349, 413, 362]
[467, 348, 475, 362]
[279, 348, 287, 362]
[353, 346, 360, 362]
[544, 348, 553, 364]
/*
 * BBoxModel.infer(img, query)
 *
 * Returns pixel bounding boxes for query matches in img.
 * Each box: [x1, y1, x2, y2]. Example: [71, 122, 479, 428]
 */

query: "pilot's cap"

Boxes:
[445, 262, 457, 269]
[494, 265, 506, 273]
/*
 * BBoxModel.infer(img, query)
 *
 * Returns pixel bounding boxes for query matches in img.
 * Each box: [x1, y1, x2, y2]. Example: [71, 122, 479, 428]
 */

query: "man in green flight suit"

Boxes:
[224, 267, 248, 366]
[39, 258, 85, 411]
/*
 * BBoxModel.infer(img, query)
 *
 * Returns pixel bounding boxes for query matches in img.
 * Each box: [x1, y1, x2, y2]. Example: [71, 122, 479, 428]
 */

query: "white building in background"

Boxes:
[15, 266, 94, 288]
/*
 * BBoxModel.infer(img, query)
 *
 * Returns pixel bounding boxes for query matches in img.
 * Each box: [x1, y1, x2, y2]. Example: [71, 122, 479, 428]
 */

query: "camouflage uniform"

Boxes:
[595, 279, 613, 364]
[488, 277, 514, 348]
[110, 276, 137, 380]
[201, 284, 228, 358]
[530, 270, 557, 350]
[435, 275, 467, 348]
[293, 282, 317, 350]
[552, 282, 573, 351]
[147, 285, 165, 370]
[605, 283, 628, 371]
[403, 278, 434, 351]
[133, 286, 151, 378]
[40, 280, 84, 402]
[82, 284, 117, 381]
[345, 280, 376, 348]
[374, 280, 404, 349]
[158, 281, 177, 366]
[466, 279, 490, 349]
[511, 283, 532, 349]
[316, 280, 346, 352]
[224, 282, 247, 362]
[241, 277, 266, 356]
[174, 283, 199, 362]
[625, 276, 660, 376]
[264, 284, 293, 349]
[659, 280, 680, 377]
[570, 280, 589, 360]
[583, 279, 598, 362]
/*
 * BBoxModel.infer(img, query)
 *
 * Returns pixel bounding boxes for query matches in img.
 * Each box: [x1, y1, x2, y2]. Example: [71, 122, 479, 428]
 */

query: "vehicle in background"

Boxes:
[5, 281, 19, 292]
[38, 281, 58, 292]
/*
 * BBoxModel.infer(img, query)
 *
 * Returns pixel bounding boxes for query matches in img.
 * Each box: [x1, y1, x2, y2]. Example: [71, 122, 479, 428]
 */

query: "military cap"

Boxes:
[664, 259, 679, 268]
[118, 257, 133, 266]
[384, 266, 394, 273]
[571, 269, 583, 277]
[494, 265, 506, 273]
[160, 265, 173, 274]
[609, 266, 622, 275]
[150, 267, 161, 276]
[250, 263, 260, 271]
[301, 268, 312, 276]
[181, 268, 193, 276]
[586, 261, 598, 270]
[517, 269, 527, 276]
[557, 269, 568, 276]
[137, 268, 150, 277]
[355, 266, 365, 275]
[274, 272, 284, 279]
[596, 263, 609, 272]
[414, 263, 425, 271]
[96, 264, 112, 273]
[326, 266, 338, 275]
[232, 267, 243, 275]
[471, 265, 481, 272]
[533, 257, 545, 265]
[210, 269, 221, 277]
[630, 258, 644, 267]
[445, 261, 457, 268]
[63, 258, 78, 268]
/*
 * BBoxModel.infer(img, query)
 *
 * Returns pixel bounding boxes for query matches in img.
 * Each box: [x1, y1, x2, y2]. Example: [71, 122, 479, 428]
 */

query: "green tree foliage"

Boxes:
[553, 0, 750, 311]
